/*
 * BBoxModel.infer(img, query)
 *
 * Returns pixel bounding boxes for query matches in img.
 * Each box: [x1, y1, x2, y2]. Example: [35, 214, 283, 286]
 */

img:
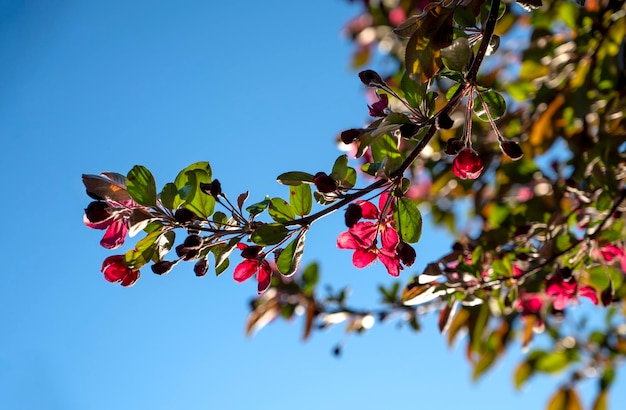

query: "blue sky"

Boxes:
[0, 1, 622, 409]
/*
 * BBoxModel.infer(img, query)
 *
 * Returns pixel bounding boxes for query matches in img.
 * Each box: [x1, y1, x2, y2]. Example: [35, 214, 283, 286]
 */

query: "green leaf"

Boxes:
[126, 165, 157, 206]
[474, 90, 506, 121]
[588, 266, 611, 290]
[301, 262, 319, 295]
[370, 134, 402, 172]
[394, 198, 423, 243]
[330, 155, 349, 181]
[472, 350, 496, 381]
[514, 361, 533, 390]
[269, 197, 296, 223]
[212, 237, 239, 276]
[400, 71, 425, 107]
[342, 168, 357, 189]
[160, 182, 178, 210]
[453, 6, 476, 27]
[251, 223, 289, 246]
[547, 387, 582, 410]
[441, 37, 471, 72]
[125, 231, 162, 269]
[289, 184, 312, 217]
[173, 162, 212, 211]
[276, 171, 315, 186]
[183, 169, 215, 218]
[535, 351, 570, 373]
[246, 196, 270, 216]
[276, 230, 306, 276]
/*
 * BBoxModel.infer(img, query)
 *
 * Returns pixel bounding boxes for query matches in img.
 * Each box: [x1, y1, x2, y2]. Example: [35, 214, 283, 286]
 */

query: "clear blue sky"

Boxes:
[0, 1, 622, 409]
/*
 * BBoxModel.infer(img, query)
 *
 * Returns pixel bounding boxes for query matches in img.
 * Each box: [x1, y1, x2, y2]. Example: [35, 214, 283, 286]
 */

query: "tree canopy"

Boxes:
[82, 0, 626, 408]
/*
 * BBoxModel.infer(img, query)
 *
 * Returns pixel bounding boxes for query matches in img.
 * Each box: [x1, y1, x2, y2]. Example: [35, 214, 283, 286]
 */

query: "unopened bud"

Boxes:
[341, 128, 364, 144]
[183, 234, 202, 249]
[437, 112, 454, 130]
[397, 241, 416, 266]
[85, 201, 111, 223]
[200, 179, 222, 197]
[241, 245, 263, 259]
[194, 258, 209, 277]
[445, 137, 464, 155]
[399, 123, 420, 139]
[151, 260, 175, 275]
[174, 208, 197, 223]
[499, 140, 523, 160]
[358, 70, 385, 88]
[313, 172, 338, 193]
[176, 244, 199, 261]
[344, 203, 363, 227]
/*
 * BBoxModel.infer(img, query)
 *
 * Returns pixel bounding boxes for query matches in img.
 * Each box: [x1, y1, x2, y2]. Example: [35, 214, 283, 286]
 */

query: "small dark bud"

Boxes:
[84, 201, 111, 223]
[397, 241, 416, 267]
[313, 172, 338, 193]
[174, 208, 197, 223]
[200, 180, 222, 197]
[151, 260, 175, 275]
[344, 203, 363, 227]
[340, 128, 364, 144]
[445, 138, 464, 156]
[175, 244, 199, 261]
[184, 234, 202, 249]
[399, 123, 420, 139]
[559, 267, 573, 281]
[358, 69, 385, 88]
[514, 224, 531, 236]
[194, 258, 209, 277]
[437, 112, 454, 130]
[500, 140, 523, 160]
[241, 245, 263, 259]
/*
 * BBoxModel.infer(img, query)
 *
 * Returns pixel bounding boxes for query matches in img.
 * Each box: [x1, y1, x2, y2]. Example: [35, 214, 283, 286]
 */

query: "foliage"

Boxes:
[82, 0, 626, 407]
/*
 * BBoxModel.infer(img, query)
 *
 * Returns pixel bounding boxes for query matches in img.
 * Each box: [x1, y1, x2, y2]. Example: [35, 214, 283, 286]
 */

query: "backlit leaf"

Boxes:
[289, 184, 312, 217]
[251, 223, 289, 246]
[394, 197, 423, 243]
[276, 230, 306, 276]
[269, 197, 296, 223]
[126, 165, 157, 206]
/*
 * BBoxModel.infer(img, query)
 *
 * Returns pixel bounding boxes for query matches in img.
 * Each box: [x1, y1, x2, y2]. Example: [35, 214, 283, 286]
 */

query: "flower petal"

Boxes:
[100, 220, 128, 249]
[579, 286, 599, 305]
[380, 225, 399, 250]
[233, 259, 258, 283]
[337, 231, 359, 250]
[378, 252, 401, 277]
[257, 260, 272, 294]
[349, 222, 378, 248]
[358, 201, 379, 219]
[352, 249, 377, 268]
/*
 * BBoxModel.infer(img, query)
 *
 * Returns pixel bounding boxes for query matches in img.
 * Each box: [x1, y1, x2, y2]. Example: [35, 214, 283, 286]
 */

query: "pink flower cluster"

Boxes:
[337, 195, 415, 276]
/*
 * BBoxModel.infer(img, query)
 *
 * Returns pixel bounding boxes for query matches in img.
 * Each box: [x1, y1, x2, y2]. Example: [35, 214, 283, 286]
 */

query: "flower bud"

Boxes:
[453, 148, 484, 180]
[84, 201, 111, 223]
[194, 258, 209, 277]
[151, 260, 175, 275]
[183, 234, 202, 249]
[200, 179, 222, 197]
[344, 203, 363, 227]
[340, 128, 365, 144]
[445, 137, 464, 155]
[399, 123, 420, 139]
[176, 244, 199, 261]
[397, 241, 416, 266]
[174, 208, 197, 223]
[499, 140, 523, 160]
[368, 94, 389, 117]
[313, 172, 338, 193]
[358, 69, 385, 88]
[437, 112, 454, 130]
[241, 245, 263, 259]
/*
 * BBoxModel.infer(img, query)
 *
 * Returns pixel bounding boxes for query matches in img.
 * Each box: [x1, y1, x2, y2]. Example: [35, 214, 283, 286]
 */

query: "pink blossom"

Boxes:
[84, 200, 136, 249]
[546, 272, 598, 310]
[234, 244, 272, 294]
[337, 196, 406, 277]
[101, 255, 140, 287]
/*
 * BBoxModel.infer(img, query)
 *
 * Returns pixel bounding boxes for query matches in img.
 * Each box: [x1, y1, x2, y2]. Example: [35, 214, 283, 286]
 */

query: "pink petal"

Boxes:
[83, 213, 113, 230]
[359, 201, 379, 219]
[352, 249, 377, 268]
[233, 259, 258, 283]
[552, 295, 569, 310]
[337, 231, 359, 250]
[100, 220, 128, 249]
[257, 260, 272, 294]
[380, 225, 399, 250]
[121, 269, 139, 287]
[579, 286, 599, 305]
[378, 252, 401, 277]
[349, 222, 378, 248]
